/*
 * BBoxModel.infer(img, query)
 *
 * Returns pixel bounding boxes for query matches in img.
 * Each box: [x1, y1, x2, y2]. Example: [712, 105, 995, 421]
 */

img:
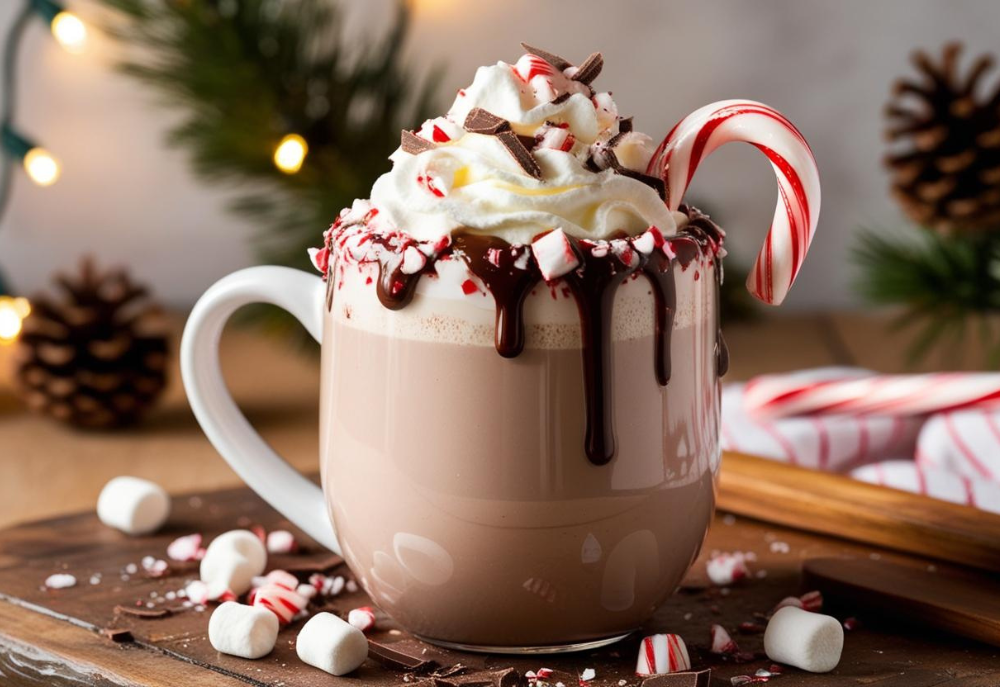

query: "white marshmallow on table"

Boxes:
[208, 601, 278, 659]
[764, 606, 844, 673]
[296, 612, 368, 676]
[96, 476, 170, 535]
[200, 530, 268, 596]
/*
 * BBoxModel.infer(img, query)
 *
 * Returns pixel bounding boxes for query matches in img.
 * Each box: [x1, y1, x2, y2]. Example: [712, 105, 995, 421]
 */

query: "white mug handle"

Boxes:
[180, 266, 340, 554]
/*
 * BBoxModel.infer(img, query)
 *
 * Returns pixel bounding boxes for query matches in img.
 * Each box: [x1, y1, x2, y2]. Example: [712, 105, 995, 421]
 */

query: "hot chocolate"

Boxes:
[320, 236, 720, 647]
[182, 41, 819, 654]
[309, 44, 743, 649]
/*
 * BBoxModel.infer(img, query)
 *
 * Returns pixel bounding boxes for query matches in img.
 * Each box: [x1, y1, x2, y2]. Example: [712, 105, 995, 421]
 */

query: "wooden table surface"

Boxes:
[0, 311, 998, 686]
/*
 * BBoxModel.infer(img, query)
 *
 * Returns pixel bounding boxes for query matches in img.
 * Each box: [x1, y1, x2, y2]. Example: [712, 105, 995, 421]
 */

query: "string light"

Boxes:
[23, 147, 60, 186]
[274, 133, 308, 174]
[0, 296, 30, 344]
[2, 125, 60, 187]
[50, 11, 87, 54]
[30, 0, 88, 55]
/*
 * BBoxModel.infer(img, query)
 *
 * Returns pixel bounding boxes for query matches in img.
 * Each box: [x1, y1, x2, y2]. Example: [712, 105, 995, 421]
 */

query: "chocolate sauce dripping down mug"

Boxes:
[182, 99, 820, 653]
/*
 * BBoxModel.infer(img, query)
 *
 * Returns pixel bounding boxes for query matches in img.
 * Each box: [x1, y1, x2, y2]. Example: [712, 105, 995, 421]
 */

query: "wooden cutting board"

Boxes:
[1, 484, 999, 686]
[804, 557, 1000, 648]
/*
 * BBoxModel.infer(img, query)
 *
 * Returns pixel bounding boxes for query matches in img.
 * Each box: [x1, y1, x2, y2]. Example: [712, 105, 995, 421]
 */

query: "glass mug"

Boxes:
[181, 100, 819, 653]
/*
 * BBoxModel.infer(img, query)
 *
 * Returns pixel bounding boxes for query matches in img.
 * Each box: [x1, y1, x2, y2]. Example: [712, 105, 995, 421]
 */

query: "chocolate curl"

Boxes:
[604, 131, 666, 199]
[519, 42, 572, 71]
[572, 52, 604, 85]
[401, 130, 436, 155]
[464, 108, 542, 179]
[464, 108, 510, 135]
[498, 131, 543, 179]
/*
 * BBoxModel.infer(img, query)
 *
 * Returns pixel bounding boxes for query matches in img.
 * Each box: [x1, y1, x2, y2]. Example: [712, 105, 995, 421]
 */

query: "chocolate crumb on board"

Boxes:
[402, 130, 436, 155]
[113, 605, 171, 619]
[100, 628, 134, 643]
[640, 669, 712, 686]
[571, 52, 604, 85]
[519, 42, 572, 71]
[367, 640, 439, 672]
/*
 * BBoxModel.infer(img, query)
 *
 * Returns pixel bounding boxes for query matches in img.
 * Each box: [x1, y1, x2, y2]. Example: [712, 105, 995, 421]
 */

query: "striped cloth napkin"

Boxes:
[721, 368, 1000, 514]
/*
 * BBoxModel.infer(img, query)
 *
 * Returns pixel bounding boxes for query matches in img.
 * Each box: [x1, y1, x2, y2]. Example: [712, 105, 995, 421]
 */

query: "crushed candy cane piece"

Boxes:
[347, 606, 376, 632]
[711, 624, 740, 654]
[266, 530, 298, 555]
[707, 552, 750, 585]
[167, 533, 205, 562]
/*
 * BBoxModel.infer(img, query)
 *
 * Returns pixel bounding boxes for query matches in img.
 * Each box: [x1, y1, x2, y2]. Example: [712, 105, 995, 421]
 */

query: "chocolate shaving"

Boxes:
[101, 628, 133, 643]
[402, 130, 435, 155]
[571, 52, 604, 85]
[641, 670, 712, 687]
[516, 134, 537, 150]
[520, 42, 572, 71]
[114, 605, 171, 619]
[497, 130, 542, 178]
[368, 640, 438, 673]
[274, 552, 344, 573]
[552, 92, 572, 105]
[604, 138, 666, 199]
[464, 108, 510, 135]
[618, 116, 634, 133]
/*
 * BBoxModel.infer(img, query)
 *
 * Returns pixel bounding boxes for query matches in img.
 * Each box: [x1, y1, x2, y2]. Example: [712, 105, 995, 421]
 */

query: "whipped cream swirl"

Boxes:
[365, 51, 675, 245]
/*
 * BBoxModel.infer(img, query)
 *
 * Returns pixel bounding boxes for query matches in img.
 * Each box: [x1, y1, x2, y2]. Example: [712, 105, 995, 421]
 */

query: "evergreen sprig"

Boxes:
[853, 227, 1000, 366]
[98, 0, 440, 337]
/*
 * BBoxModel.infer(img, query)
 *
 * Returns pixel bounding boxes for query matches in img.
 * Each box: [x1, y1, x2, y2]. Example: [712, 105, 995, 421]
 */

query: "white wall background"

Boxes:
[0, 0, 997, 309]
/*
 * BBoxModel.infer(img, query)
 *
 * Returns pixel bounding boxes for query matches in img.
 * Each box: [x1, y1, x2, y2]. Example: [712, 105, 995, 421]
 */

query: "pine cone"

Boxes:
[885, 42, 1000, 233]
[12, 259, 169, 428]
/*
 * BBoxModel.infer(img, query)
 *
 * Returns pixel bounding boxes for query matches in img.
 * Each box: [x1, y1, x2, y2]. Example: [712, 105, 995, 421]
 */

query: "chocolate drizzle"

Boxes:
[327, 209, 725, 466]
[640, 250, 676, 387]
[452, 234, 539, 358]
[562, 239, 640, 465]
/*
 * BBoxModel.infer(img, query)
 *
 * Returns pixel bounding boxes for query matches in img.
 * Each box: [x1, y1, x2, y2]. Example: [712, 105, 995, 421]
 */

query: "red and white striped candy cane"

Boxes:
[744, 372, 1000, 419]
[635, 633, 691, 675]
[648, 100, 821, 305]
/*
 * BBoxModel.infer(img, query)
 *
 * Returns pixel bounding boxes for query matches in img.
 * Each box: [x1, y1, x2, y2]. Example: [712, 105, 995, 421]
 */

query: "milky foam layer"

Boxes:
[365, 51, 673, 245]
[327, 256, 717, 349]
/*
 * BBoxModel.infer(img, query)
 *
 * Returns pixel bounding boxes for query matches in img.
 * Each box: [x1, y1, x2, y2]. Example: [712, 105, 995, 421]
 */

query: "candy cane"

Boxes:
[744, 372, 1000, 419]
[648, 100, 821, 305]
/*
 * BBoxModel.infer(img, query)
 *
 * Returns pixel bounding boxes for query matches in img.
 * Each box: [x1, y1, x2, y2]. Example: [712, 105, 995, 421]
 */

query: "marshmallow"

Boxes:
[764, 606, 844, 673]
[635, 633, 691, 675]
[265, 530, 299, 555]
[200, 530, 268, 596]
[96, 476, 170, 535]
[44, 573, 76, 589]
[706, 552, 750, 586]
[208, 601, 278, 659]
[710, 624, 738, 654]
[348, 606, 376, 632]
[532, 228, 580, 281]
[253, 583, 309, 624]
[167, 533, 205, 562]
[295, 612, 368, 676]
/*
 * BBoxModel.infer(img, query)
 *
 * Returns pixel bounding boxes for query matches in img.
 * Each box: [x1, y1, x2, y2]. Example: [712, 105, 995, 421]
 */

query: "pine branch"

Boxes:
[853, 225, 1000, 365]
[96, 0, 441, 340]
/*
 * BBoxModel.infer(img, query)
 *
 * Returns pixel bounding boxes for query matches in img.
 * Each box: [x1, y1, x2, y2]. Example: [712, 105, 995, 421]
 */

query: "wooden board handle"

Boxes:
[717, 451, 1000, 572]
